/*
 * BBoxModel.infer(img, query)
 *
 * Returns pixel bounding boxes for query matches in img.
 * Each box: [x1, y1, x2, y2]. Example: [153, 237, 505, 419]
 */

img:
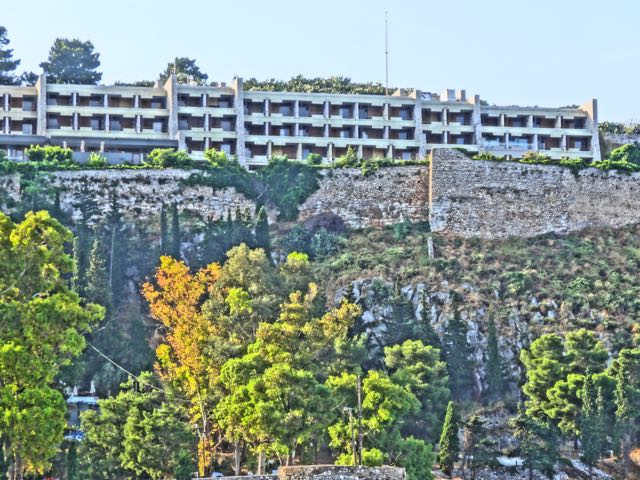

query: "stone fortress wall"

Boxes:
[3, 149, 640, 239]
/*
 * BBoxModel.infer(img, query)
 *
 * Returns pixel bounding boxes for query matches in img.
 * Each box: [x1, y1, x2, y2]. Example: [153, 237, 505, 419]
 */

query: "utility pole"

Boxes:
[385, 11, 389, 96]
[357, 374, 363, 466]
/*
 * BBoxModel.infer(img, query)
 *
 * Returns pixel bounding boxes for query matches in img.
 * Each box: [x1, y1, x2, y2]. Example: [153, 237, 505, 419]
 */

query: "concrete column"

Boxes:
[471, 95, 482, 145]
[80, 140, 85, 152]
[99, 141, 105, 153]
[443, 108, 449, 126]
[414, 92, 426, 158]
[580, 98, 601, 161]
[384, 126, 389, 140]
[105, 114, 110, 132]
[294, 100, 299, 118]
[35, 74, 47, 136]
[294, 123, 300, 137]
[136, 115, 141, 133]
[505, 132, 510, 150]
[443, 131, 449, 145]
[72, 92, 77, 107]
[264, 99, 270, 116]
[354, 125, 359, 139]
[327, 143, 333, 161]
[4, 93, 9, 111]
[204, 114, 210, 131]
[265, 123, 270, 136]
[205, 137, 210, 151]
[73, 113, 78, 131]
[133, 94, 139, 109]
[383, 103, 389, 120]
[555, 116, 562, 128]
[387, 145, 393, 159]
[499, 114, 505, 127]
[324, 124, 329, 137]
[202, 94, 207, 107]
[177, 131, 186, 151]
[103, 94, 108, 107]
[354, 102, 359, 120]
[232, 77, 246, 165]
[267, 141, 272, 158]
[164, 74, 179, 137]
[527, 115, 533, 128]
[561, 135, 567, 151]
[357, 144, 363, 159]
[297, 143, 302, 160]
[4, 117, 8, 134]
[533, 134, 539, 151]
[323, 101, 329, 118]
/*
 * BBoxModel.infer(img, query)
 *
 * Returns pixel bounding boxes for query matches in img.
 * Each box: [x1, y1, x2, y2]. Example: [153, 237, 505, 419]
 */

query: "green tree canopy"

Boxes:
[0, 211, 103, 479]
[0, 26, 21, 85]
[159, 57, 208, 85]
[40, 38, 102, 84]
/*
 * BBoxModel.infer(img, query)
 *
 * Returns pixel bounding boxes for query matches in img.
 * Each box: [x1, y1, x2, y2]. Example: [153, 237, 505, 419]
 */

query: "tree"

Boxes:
[438, 401, 459, 477]
[40, 38, 102, 84]
[509, 408, 559, 480]
[79, 373, 194, 480]
[105, 189, 127, 307]
[0, 27, 21, 85]
[485, 315, 506, 400]
[461, 415, 495, 480]
[160, 203, 169, 256]
[443, 310, 474, 401]
[169, 202, 181, 260]
[580, 373, 606, 475]
[414, 292, 440, 350]
[143, 148, 192, 169]
[384, 340, 450, 441]
[254, 206, 270, 253]
[0, 211, 103, 479]
[85, 236, 112, 313]
[159, 57, 208, 85]
[613, 348, 640, 477]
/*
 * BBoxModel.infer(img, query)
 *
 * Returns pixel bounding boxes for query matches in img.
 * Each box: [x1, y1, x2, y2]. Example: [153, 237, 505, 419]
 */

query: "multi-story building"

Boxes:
[0, 75, 601, 167]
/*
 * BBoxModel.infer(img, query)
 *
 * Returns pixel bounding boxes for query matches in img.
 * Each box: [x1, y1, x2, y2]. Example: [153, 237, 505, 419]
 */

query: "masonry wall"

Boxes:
[298, 166, 429, 228]
[430, 149, 640, 239]
[278, 465, 405, 480]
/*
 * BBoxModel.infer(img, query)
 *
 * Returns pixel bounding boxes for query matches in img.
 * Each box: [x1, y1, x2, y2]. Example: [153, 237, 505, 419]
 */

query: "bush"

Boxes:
[393, 220, 411, 240]
[519, 152, 553, 164]
[87, 152, 107, 168]
[25, 145, 73, 164]
[305, 153, 323, 166]
[608, 143, 640, 165]
[472, 152, 506, 162]
[143, 148, 193, 168]
[310, 228, 342, 258]
[204, 148, 235, 168]
[279, 224, 313, 256]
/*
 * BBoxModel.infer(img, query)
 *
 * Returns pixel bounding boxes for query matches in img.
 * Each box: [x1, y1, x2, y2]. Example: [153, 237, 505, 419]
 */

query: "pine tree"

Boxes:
[169, 202, 180, 259]
[485, 316, 505, 401]
[106, 189, 127, 307]
[613, 349, 640, 477]
[509, 407, 559, 480]
[0, 27, 21, 85]
[67, 442, 79, 480]
[254, 206, 270, 253]
[443, 309, 475, 401]
[580, 372, 604, 474]
[160, 203, 169, 256]
[85, 236, 112, 313]
[438, 401, 459, 477]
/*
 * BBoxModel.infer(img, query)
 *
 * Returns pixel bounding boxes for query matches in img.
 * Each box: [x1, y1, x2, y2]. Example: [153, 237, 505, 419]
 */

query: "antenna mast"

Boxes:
[385, 11, 389, 96]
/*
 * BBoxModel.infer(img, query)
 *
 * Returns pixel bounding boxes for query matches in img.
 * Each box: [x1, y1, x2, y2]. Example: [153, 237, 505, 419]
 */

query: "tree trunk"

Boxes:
[234, 440, 242, 476]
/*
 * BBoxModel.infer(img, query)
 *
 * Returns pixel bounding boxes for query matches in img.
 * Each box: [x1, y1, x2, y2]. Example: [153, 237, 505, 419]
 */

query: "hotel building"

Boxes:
[0, 75, 600, 167]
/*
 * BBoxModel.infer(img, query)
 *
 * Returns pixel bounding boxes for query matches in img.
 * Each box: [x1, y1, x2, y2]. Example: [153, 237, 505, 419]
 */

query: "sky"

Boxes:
[2, 0, 638, 121]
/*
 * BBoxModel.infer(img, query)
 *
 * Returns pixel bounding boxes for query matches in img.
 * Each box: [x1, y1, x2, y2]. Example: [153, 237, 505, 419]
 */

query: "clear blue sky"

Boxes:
[3, 0, 638, 121]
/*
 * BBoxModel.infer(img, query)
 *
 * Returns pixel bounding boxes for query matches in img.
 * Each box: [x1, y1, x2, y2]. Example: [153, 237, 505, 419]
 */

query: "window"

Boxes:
[456, 137, 466, 145]
[153, 120, 164, 133]
[22, 99, 34, 111]
[90, 117, 104, 131]
[151, 97, 165, 109]
[339, 128, 352, 138]
[398, 131, 410, 140]
[399, 108, 412, 121]
[221, 119, 234, 132]
[360, 130, 369, 139]
[110, 117, 123, 132]
[339, 107, 353, 119]
[219, 99, 231, 108]
[179, 119, 189, 130]
[279, 127, 291, 137]
[401, 151, 412, 160]
[574, 140, 583, 149]
[22, 123, 33, 134]
[456, 114, 466, 124]
[279, 104, 292, 116]
[302, 148, 311, 159]
[220, 143, 232, 155]
[358, 107, 369, 119]
[89, 96, 102, 107]
[299, 104, 310, 117]
[46, 117, 59, 129]
[299, 127, 309, 137]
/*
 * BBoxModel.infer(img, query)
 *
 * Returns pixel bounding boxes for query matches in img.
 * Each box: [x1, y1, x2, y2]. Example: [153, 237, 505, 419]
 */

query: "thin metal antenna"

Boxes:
[385, 11, 389, 96]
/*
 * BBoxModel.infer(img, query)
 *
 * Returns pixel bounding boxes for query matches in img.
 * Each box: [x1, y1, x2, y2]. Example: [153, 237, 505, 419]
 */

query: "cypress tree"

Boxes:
[169, 202, 180, 259]
[444, 309, 475, 401]
[160, 203, 169, 255]
[106, 189, 126, 307]
[580, 372, 603, 474]
[416, 291, 441, 349]
[85, 236, 112, 313]
[438, 400, 459, 477]
[254, 206, 270, 253]
[67, 442, 79, 480]
[485, 315, 505, 401]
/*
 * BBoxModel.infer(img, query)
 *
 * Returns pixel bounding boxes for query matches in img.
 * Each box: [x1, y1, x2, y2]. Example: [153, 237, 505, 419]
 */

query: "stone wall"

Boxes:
[430, 149, 640, 239]
[278, 465, 405, 480]
[298, 166, 429, 228]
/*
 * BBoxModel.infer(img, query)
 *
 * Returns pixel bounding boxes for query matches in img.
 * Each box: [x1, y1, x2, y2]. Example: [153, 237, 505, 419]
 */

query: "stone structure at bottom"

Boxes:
[193, 466, 406, 480]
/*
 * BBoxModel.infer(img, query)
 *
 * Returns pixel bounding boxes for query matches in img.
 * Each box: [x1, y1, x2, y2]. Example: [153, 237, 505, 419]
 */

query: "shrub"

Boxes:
[393, 220, 411, 240]
[87, 152, 107, 168]
[279, 224, 313, 256]
[472, 152, 506, 162]
[334, 146, 359, 168]
[204, 148, 234, 168]
[25, 145, 73, 164]
[310, 228, 342, 258]
[608, 143, 640, 165]
[143, 148, 193, 168]
[519, 152, 553, 164]
[559, 157, 587, 170]
[305, 153, 323, 166]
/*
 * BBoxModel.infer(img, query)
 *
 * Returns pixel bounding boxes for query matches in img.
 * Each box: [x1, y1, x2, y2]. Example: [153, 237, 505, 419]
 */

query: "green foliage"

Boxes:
[310, 228, 342, 259]
[259, 156, 319, 220]
[509, 408, 560, 479]
[438, 401, 459, 476]
[0, 211, 103, 478]
[143, 148, 193, 169]
[87, 152, 107, 168]
[254, 206, 270, 253]
[485, 316, 506, 400]
[203, 148, 234, 168]
[599, 121, 640, 136]
[159, 57, 208, 85]
[244, 74, 391, 95]
[79, 373, 194, 480]
[443, 310, 475, 401]
[305, 153, 323, 166]
[25, 145, 73, 164]
[0, 26, 21, 85]
[461, 415, 496, 480]
[472, 152, 507, 162]
[40, 38, 102, 84]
